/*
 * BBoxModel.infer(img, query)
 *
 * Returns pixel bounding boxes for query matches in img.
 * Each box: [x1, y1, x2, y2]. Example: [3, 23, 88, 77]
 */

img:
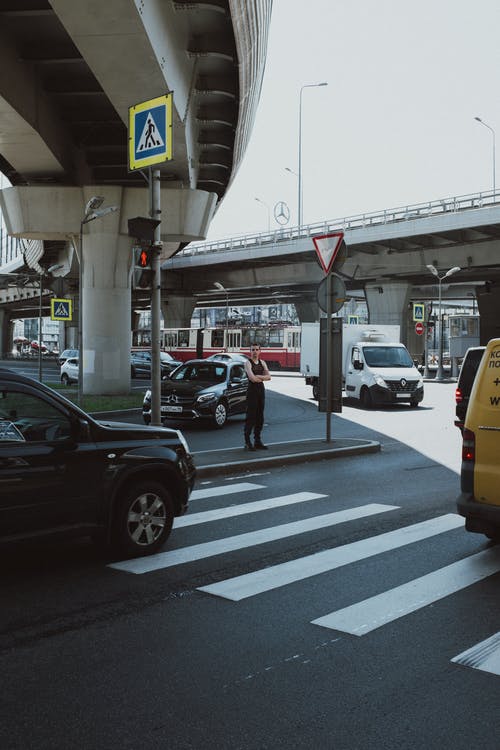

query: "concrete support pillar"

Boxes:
[0, 183, 216, 391]
[365, 281, 411, 343]
[161, 294, 197, 328]
[477, 282, 500, 344]
[81, 231, 133, 394]
[294, 301, 319, 323]
[0, 309, 8, 355]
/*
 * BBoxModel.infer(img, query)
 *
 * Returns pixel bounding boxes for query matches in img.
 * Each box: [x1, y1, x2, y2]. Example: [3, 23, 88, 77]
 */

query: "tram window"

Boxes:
[163, 332, 177, 348]
[211, 329, 224, 347]
[227, 331, 241, 348]
[268, 330, 283, 346]
[178, 330, 190, 347]
[254, 329, 268, 346]
[242, 330, 254, 347]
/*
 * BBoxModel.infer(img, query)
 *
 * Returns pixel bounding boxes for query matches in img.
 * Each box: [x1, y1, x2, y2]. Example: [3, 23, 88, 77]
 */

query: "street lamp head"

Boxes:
[213, 281, 225, 291]
[83, 205, 118, 224]
[426, 264, 438, 277]
[47, 263, 64, 274]
[474, 116, 482, 123]
[444, 266, 461, 278]
[84, 196, 104, 216]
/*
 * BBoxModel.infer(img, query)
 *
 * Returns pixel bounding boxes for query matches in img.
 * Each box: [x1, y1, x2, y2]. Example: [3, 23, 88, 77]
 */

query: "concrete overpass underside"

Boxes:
[0, 0, 273, 391]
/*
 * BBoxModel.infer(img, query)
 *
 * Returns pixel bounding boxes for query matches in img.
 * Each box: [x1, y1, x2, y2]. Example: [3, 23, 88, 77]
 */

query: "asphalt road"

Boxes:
[1, 374, 499, 749]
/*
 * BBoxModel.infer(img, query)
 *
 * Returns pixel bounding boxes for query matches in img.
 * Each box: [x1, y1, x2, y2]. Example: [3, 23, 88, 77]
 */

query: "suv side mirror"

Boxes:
[353, 360, 364, 371]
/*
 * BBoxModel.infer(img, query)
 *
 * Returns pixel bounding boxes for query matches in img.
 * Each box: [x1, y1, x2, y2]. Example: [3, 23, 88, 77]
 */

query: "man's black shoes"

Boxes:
[254, 442, 268, 450]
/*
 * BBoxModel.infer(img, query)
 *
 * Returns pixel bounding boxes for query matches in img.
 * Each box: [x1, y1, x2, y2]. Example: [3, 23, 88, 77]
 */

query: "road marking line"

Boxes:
[198, 514, 462, 601]
[176, 492, 327, 527]
[190, 482, 264, 501]
[312, 545, 500, 636]
[452, 631, 500, 676]
[109, 503, 398, 575]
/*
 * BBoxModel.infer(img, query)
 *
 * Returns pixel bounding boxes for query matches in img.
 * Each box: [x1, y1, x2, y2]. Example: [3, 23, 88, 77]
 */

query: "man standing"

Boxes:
[244, 344, 271, 450]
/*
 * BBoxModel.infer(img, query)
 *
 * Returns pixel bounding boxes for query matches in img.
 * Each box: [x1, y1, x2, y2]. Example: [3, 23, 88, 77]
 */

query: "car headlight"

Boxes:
[144, 389, 152, 404]
[374, 374, 388, 388]
[416, 378, 424, 389]
[197, 392, 217, 403]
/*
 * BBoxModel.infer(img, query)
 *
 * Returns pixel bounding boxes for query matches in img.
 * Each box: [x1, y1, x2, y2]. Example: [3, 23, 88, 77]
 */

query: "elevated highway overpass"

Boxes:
[0, 0, 272, 391]
[163, 190, 500, 345]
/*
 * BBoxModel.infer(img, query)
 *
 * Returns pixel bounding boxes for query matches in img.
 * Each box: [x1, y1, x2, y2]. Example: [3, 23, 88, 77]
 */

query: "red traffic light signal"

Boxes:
[136, 248, 152, 268]
[133, 246, 154, 289]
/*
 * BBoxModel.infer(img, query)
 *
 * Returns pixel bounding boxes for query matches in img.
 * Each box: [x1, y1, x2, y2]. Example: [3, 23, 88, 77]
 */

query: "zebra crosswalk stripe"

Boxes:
[312, 546, 500, 636]
[109, 503, 397, 575]
[190, 482, 264, 501]
[176, 492, 327, 527]
[198, 514, 462, 601]
[452, 631, 500, 676]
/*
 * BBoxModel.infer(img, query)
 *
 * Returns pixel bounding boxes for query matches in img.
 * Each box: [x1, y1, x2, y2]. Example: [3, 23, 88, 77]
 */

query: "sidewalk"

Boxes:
[193, 437, 380, 478]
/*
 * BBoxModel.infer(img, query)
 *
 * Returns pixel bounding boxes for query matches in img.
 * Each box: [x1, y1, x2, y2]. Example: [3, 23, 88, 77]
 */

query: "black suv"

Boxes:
[0, 368, 195, 556]
[455, 346, 486, 432]
[143, 359, 248, 428]
[131, 350, 182, 378]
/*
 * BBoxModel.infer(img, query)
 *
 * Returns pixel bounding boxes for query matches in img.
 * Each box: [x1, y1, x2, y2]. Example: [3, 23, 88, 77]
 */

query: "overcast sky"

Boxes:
[206, 0, 500, 240]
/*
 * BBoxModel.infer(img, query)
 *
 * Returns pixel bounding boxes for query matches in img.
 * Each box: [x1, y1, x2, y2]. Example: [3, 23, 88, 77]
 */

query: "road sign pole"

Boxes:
[326, 269, 332, 442]
[150, 167, 162, 427]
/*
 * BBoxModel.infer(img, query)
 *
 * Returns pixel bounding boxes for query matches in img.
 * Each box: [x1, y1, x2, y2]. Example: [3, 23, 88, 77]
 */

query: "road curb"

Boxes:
[194, 439, 381, 478]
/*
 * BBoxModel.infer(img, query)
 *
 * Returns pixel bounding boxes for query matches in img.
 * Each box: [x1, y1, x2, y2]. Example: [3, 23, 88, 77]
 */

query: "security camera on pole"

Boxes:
[312, 231, 347, 442]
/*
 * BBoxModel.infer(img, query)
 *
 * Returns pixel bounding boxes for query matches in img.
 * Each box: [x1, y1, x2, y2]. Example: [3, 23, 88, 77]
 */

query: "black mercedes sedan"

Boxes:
[143, 359, 248, 428]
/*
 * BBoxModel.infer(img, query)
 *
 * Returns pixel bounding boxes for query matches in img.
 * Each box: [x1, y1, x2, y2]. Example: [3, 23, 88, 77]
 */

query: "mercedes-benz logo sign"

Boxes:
[274, 201, 290, 225]
[166, 394, 179, 404]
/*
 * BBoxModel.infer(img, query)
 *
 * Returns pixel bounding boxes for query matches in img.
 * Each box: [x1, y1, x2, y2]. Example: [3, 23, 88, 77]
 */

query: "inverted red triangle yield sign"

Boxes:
[312, 231, 345, 274]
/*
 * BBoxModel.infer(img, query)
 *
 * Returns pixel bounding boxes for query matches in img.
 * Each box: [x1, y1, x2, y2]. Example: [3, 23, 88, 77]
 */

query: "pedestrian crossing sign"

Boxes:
[50, 298, 72, 321]
[413, 303, 425, 322]
[128, 93, 173, 171]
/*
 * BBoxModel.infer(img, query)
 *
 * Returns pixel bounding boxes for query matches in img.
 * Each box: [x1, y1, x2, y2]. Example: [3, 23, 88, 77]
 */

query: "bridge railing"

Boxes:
[179, 189, 499, 257]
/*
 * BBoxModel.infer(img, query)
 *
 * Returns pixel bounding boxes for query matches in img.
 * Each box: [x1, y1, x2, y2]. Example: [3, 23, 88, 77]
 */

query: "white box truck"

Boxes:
[300, 322, 424, 408]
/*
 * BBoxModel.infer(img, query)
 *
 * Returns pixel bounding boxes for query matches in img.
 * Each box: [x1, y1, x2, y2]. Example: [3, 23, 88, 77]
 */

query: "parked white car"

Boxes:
[60, 358, 79, 385]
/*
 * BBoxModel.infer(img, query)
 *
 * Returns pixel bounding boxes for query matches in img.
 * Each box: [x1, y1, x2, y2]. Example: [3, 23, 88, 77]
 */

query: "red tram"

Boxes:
[158, 324, 301, 369]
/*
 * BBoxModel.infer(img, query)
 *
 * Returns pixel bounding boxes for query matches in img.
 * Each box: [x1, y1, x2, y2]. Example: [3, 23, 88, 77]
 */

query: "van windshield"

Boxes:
[363, 346, 414, 368]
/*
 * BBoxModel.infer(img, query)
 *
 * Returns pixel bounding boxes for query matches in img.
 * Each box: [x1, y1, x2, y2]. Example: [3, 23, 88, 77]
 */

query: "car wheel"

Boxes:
[312, 383, 319, 400]
[113, 481, 174, 557]
[409, 399, 419, 408]
[61, 373, 70, 385]
[212, 400, 228, 428]
[360, 387, 372, 409]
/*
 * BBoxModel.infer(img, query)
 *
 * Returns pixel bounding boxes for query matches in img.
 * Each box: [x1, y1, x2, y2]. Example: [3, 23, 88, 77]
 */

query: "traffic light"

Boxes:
[133, 246, 154, 289]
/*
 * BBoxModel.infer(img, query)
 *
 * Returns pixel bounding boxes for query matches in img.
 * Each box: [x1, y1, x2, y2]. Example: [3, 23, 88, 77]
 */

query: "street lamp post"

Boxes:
[37, 270, 44, 383]
[254, 197, 271, 231]
[298, 82, 328, 231]
[426, 264, 461, 381]
[214, 282, 229, 349]
[37, 262, 64, 382]
[77, 197, 118, 404]
[474, 116, 496, 197]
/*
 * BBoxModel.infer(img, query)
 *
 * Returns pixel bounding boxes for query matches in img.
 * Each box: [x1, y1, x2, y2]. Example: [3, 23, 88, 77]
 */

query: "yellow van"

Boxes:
[457, 338, 500, 541]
